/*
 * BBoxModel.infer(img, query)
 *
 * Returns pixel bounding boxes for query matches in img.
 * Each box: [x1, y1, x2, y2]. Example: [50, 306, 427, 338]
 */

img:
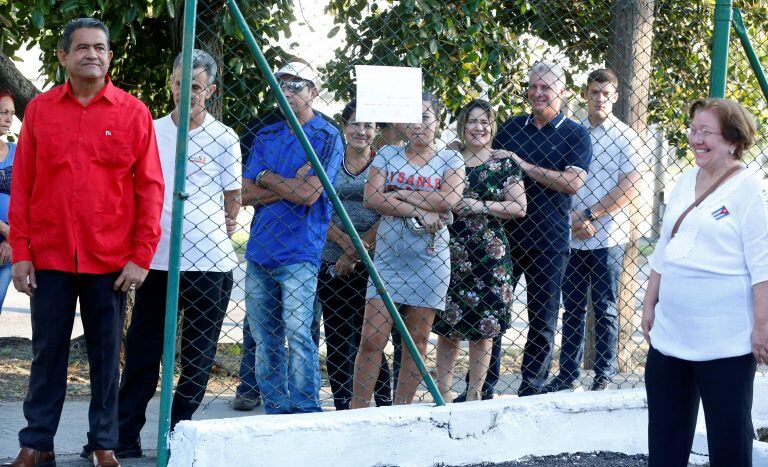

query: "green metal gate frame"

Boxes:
[156, 0, 768, 465]
[710, 0, 768, 102]
[156, 0, 445, 465]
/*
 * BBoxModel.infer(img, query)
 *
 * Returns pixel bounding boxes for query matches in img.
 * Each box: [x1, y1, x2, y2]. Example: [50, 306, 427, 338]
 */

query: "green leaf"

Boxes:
[31, 11, 44, 29]
[327, 25, 340, 38]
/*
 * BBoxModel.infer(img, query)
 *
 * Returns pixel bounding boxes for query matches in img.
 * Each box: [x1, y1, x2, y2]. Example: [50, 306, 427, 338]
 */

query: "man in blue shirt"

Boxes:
[241, 59, 343, 414]
[484, 61, 592, 397]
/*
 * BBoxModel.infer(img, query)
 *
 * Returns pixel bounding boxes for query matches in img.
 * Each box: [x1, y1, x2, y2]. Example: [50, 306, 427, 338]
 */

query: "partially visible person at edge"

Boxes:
[0, 91, 16, 313]
[317, 100, 393, 410]
[472, 61, 591, 399]
[352, 92, 465, 408]
[105, 49, 241, 460]
[433, 99, 527, 403]
[373, 122, 405, 151]
[231, 66, 339, 411]
[241, 59, 344, 414]
[544, 68, 643, 393]
[4, 17, 163, 467]
[642, 97, 768, 467]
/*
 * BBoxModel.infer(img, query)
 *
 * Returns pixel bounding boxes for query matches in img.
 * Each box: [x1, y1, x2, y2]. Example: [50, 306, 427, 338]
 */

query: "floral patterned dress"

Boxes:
[433, 157, 522, 341]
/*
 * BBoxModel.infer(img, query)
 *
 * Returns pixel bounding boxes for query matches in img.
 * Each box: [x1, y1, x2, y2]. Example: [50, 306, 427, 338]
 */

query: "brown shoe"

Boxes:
[1, 447, 55, 466]
[90, 450, 120, 467]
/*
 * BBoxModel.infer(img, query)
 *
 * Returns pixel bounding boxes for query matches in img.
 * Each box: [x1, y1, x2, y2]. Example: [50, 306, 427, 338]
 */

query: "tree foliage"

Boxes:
[324, 0, 768, 153]
[0, 0, 297, 129]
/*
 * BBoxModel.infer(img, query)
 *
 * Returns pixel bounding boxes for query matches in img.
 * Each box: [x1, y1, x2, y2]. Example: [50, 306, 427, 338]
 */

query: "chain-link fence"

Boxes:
[143, 0, 768, 437]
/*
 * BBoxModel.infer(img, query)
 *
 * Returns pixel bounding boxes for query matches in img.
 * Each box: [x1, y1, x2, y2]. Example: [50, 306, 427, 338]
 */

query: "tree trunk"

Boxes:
[584, 0, 656, 373]
[0, 53, 40, 119]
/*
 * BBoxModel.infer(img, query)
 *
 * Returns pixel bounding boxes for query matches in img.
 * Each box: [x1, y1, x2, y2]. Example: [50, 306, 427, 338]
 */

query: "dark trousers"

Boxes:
[646, 347, 756, 467]
[19, 270, 126, 452]
[558, 246, 624, 383]
[481, 248, 568, 396]
[117, 269, 232, 443]
[317, 263, 392, 409]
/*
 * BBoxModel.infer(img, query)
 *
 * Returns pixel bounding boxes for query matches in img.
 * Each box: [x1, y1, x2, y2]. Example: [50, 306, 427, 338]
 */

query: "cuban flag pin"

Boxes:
[711, 205, 729, 220]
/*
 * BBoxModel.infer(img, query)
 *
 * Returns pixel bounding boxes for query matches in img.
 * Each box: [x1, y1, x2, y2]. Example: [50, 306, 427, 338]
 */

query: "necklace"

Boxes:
[343, 149, 373, 177]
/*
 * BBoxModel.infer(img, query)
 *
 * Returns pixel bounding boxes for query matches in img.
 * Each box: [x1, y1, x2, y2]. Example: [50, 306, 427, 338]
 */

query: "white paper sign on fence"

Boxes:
[355, 65, 423, 123]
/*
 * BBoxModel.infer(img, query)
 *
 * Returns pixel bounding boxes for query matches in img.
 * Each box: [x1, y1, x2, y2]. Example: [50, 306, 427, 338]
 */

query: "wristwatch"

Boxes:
[481, 202, 490, 214]
[255, 169, 271, 188]
[583, 208, 598, 222]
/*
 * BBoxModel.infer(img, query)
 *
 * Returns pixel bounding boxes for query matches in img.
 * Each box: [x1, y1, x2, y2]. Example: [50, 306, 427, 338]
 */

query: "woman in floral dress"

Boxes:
[433, 99, 527, 402]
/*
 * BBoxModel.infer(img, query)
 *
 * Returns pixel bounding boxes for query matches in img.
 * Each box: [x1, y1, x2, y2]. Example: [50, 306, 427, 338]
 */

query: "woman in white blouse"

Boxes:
[642, 98, 768, 467]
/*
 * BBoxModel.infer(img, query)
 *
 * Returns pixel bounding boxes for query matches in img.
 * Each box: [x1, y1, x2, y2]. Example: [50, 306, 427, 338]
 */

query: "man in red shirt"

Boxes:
[3, 18, 163, 467]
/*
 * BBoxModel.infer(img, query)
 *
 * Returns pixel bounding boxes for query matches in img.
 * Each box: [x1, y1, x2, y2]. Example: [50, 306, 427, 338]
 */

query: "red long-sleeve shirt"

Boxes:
[9, 78, 164, 273]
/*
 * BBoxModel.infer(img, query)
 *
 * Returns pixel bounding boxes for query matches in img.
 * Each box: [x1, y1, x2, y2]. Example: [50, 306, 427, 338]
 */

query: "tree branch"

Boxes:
[0, 53, 41, 119]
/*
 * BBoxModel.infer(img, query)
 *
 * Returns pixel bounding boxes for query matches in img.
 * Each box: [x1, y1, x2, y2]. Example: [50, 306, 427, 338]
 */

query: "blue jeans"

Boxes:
[558, 245, 625, 383]
[245, 261, 322, 414]
[0, 261, 12, 312]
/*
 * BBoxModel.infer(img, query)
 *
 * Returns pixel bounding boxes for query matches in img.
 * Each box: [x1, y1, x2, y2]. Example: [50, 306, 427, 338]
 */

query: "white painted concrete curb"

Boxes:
[168, 376, 768, 467]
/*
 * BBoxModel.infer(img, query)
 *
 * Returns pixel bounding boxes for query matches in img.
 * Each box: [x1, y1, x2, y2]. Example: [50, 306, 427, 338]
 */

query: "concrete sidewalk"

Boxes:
[0, 395, 263, 465]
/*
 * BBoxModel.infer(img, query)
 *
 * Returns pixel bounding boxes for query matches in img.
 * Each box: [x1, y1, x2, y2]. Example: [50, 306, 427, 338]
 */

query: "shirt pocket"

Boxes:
[94, 131, 135, 168]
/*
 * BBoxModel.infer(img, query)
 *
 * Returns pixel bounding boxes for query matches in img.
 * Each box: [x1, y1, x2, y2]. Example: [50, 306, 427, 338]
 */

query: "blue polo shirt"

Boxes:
[244, 114, 344, 268]
[494, 113, 592, 253]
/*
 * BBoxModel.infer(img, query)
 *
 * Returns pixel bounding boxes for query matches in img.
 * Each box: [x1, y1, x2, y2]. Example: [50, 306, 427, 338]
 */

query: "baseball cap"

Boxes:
[275, 61, 317, 88]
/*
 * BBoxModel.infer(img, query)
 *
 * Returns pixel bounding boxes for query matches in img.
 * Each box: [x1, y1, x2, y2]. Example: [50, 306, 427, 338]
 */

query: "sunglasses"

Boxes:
[279, 80, 311, 94]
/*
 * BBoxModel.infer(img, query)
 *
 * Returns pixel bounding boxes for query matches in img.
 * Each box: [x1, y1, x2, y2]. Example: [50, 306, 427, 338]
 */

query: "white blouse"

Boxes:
[648, 166, 768, 361]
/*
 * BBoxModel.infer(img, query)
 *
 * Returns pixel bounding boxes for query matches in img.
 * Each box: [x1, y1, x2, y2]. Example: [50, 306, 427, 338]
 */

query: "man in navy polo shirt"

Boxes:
[487, 61, 592, 397]
[241, 59, 343, 414]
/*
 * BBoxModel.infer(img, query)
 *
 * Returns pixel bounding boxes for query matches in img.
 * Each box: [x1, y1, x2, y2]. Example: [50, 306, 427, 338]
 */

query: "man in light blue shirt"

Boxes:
[241, 58, 343, 413]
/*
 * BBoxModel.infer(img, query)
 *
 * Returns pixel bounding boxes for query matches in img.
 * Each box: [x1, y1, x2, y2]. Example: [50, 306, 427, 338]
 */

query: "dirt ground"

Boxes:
[0, 336, 244, 402]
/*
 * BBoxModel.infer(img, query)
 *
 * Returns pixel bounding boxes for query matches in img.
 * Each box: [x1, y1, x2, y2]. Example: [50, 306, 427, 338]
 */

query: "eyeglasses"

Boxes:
[688, 127, 721, 138]
[279, 80, 311, 94]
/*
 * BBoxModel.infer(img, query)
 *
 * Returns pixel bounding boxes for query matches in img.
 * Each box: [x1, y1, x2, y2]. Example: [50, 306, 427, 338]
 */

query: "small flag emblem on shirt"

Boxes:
[712, 205, 729, 220]
[105, 130, 112, 136]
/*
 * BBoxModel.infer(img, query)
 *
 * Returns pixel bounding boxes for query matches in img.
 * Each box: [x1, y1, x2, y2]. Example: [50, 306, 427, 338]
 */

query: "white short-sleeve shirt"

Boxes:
[648, 166, 768, 360]
[151, 113, 242, 272]
[570, 116, 644, 250]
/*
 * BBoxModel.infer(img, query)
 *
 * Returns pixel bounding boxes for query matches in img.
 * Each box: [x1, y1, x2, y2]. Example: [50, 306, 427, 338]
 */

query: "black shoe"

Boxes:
[453, 390, 494, 403]
[542, 378, 580, 393]
[230, 393, 263, 411]
[517, 382, 546, 397]
[590, 378, 610, 391]
[80, 440, 142, 459]
[374, 397, 392, 407]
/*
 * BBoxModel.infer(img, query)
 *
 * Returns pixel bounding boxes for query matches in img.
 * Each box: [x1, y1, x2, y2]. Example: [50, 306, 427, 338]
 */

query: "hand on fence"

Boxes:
[114, 260, 149, 292]
[11, 260, 36, 297]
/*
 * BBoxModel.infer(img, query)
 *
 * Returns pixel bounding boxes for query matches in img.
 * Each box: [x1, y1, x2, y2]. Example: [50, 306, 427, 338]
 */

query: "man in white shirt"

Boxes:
[92, 49, 242, 458]
[545, 68, 643, 392]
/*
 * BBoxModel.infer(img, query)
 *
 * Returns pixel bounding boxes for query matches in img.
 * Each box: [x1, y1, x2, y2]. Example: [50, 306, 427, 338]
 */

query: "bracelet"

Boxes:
[255, 169, 270, 188]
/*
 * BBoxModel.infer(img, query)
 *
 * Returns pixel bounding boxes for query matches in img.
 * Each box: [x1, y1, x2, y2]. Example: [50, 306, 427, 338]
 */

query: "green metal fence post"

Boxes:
[709, 0, 732, 97]
[157, 0, 197, 465]
[225, 0, 445, 407]
[731, 9, 768, 102]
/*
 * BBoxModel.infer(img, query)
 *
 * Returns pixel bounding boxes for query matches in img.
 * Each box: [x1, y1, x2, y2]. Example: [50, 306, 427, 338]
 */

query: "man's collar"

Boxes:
[525, 112, 565, 129]
[61, 75, 117, 104]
